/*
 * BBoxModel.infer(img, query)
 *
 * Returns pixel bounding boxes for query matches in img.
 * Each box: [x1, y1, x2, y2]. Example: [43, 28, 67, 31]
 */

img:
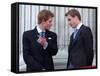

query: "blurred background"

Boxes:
[18, 4, 96, 71]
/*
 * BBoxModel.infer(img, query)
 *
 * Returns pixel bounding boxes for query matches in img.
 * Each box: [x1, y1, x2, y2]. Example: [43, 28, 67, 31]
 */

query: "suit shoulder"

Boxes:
[47, 30, 57, 36]
[81, 25, 92, 35]
[23, 30, 34, 36]
[81, 25, 91, 32]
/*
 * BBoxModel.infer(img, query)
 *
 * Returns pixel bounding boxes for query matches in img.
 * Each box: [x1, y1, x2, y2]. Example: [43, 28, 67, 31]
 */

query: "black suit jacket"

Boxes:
[23, 27, 58, 72]
[67, 25, 94, 68]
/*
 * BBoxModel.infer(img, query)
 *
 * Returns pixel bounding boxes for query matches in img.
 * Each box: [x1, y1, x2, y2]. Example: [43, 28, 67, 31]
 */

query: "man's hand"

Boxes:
[37, 36, 47, 47]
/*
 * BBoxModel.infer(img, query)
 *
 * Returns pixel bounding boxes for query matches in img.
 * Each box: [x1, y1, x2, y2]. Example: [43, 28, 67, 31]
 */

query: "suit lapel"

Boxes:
[70, 33, 74, 46]
[45, 30, 50, 40]
[32, 27, 45, 55]
[70, 25, 84, 49]
[32, 27, 43, 49]
[32, 27, 39, 40]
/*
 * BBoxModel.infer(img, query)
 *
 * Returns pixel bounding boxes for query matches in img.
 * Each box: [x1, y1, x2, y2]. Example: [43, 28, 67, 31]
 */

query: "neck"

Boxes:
[38, 24, 45, 31]
[76, 20, 81, 27]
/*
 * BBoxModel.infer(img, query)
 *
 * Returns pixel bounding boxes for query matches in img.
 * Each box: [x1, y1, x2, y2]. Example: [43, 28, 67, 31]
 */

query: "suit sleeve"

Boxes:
[82, 27, 94, 65]
[23, 32, 44, 70]
[46, 33, 58, 56]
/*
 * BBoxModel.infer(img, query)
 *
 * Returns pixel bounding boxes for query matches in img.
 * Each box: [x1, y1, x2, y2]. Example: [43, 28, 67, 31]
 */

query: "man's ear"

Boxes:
[42, 19, 46, 22]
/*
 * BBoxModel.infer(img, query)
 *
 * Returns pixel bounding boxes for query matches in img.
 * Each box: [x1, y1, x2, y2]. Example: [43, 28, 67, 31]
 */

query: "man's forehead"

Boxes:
[67, 15, 73, 18]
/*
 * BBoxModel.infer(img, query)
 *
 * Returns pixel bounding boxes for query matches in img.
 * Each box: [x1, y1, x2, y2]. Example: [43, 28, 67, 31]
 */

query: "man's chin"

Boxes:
[46, 29, 49, 31]
[71, 26, 76, 28]
[46, 28, 50, 31]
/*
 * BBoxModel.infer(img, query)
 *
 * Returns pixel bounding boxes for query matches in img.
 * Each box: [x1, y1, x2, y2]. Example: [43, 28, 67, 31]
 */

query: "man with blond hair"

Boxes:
[23, 10, 58, 72]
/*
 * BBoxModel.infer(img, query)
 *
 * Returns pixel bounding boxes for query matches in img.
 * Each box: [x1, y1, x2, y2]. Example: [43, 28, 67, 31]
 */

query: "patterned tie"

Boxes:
[40, 32, 45, 38]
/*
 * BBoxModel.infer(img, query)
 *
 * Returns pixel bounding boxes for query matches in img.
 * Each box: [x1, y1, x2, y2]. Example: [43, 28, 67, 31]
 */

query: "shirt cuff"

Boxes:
[43, 42, 48, 50]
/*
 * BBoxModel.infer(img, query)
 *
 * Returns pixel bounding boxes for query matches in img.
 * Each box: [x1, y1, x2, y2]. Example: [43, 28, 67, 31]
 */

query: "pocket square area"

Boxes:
[48, 37, 52, 39]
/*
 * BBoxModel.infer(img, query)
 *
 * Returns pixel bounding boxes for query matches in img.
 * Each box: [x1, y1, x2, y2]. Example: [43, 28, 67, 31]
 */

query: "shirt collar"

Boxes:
[76, 22, 82, 30]
[37, 25, 45, 33]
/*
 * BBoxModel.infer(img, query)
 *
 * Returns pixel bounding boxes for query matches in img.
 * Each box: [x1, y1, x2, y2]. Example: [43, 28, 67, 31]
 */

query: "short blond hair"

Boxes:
[38, 9, 54, 24]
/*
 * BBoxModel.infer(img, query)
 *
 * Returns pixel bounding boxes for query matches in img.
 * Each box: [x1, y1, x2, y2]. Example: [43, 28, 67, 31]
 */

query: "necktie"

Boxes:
[73, 29, 78, 39]
[40, 32, 45, 38]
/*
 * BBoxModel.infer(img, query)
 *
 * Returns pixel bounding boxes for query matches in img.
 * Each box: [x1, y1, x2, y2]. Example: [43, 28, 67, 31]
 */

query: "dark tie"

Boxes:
[40, 32, 45, 38]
